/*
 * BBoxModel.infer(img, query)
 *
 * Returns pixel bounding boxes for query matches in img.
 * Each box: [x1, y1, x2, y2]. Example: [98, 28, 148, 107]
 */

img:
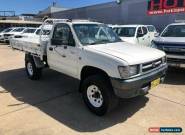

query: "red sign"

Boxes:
[148, 127, 160, 133]
[148, 0, 185, 15]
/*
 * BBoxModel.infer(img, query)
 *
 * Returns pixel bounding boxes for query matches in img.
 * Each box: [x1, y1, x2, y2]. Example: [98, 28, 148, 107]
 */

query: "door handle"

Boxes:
[49, 47, 53, 51]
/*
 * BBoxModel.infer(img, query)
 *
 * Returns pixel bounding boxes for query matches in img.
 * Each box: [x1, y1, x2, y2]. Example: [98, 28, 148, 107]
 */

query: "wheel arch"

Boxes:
[80, 66, 110, 81]
[79, 66, 111, 92]
[25, 53, 45, 68]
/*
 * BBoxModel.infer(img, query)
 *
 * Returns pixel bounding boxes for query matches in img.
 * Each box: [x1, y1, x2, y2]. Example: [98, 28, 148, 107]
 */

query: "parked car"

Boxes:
[113, 25, 154, 47]
[14, 28, 39, 38]
[11, 19, 167, 116]
[146, 25, 158, 42]
[0, 27, 16, 42]
[4, 27, 26, 43]
[14, 27, 51, 39]
[152, 23, 185, 66]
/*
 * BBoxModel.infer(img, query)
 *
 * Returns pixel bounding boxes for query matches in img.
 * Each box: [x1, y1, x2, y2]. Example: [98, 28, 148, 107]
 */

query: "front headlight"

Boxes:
[118, 65, 140, 79]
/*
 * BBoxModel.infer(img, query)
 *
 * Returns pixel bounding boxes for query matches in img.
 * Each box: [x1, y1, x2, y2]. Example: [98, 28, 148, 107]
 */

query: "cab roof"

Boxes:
[44, 18, 102, 25]
[112, 24, 145, 28]
[169, 23, 185, 26]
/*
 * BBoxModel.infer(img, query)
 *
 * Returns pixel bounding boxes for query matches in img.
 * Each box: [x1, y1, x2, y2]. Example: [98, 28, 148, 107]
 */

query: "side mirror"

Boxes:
[154, 33, 160, 37]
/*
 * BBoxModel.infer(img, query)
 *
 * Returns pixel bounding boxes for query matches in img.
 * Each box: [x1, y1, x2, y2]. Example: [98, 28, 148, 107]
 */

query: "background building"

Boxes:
[37, 2, 67, 18]
[0, 11, 41, 31]
[51, 0, 185, 32]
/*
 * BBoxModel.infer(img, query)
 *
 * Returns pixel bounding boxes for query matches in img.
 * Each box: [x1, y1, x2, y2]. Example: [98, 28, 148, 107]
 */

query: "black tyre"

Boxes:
[25, 58, 42, 80]
[81, 75, 118, 116]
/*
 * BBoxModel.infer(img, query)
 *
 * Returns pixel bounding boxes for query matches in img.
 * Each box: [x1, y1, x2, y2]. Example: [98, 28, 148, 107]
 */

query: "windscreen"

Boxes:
[161, 25, 185, 37]
[147, 26, 156, 32]
[113, 27, 136, 37]
[73, 24, 121, 45]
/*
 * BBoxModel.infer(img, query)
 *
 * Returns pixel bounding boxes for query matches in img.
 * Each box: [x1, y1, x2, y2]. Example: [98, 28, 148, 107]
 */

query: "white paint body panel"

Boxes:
[10, 20, 165, 80]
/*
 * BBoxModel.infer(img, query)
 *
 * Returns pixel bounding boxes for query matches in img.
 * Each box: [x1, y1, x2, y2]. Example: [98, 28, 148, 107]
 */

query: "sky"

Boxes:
[0, 0, 114, 15]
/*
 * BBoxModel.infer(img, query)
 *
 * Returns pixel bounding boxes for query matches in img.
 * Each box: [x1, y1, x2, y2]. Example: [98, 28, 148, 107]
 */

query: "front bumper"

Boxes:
[111, 64, 168, 98]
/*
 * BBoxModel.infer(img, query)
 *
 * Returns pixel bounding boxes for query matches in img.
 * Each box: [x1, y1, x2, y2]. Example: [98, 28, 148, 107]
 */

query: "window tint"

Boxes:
[36, 29, 41, 35]
[23, 29, 36, 34]
[53, 24, 74, 46]
[115, 27, 136, 37]
[137, 27, 142, 34]
[147, 26, 156, 32]
[73, 24, 121, 45]
[162, 25, 185, 37]
[142, 27, 148, 35]
[13, 28, 25, 32]
[3, 28, 13, 33]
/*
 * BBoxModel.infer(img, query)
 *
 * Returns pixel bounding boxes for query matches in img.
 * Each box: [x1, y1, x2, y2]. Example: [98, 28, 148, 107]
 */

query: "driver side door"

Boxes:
[47, 23, 78, 78]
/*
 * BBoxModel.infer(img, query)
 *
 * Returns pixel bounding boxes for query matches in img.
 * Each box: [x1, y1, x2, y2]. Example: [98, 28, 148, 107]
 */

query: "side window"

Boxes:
[113, 28, 121, 35]
[137, 27, 142, 34]
[36, 29, 41, 35]
[142, 27, 148, 35]
[52, 24, 75, 46]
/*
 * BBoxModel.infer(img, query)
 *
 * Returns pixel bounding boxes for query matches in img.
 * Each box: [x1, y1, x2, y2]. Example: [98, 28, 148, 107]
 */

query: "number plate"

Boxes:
[151, 78, 160, 89]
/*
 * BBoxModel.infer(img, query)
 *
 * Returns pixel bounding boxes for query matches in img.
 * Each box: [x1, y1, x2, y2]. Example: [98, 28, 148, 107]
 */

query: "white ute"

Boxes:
[113, 25, 155, 47]
[11, 19, 167, 116]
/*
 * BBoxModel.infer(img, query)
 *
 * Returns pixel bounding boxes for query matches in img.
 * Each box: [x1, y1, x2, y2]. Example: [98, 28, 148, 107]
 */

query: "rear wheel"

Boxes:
[25, 58, 42, 80]
[81, 75, 118, 116]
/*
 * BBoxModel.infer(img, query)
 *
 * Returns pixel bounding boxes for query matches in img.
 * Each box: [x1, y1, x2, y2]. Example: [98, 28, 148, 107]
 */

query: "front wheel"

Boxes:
[25, 58, 42, 80]
[81, 75, 118, 116]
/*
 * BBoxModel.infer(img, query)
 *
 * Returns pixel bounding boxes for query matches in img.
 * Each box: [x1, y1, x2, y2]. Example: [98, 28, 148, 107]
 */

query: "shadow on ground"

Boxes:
[0, 68, 149, 132]
[164, 66, 185, 85]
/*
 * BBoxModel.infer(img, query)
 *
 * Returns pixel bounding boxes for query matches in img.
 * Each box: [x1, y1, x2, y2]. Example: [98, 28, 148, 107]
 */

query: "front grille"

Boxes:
[163, 47, 185, 56]
[154, 41, 185, 56]
[142, 59, 162, 72]
[168, 58, 185, 64]
[165, 51, 185, 56]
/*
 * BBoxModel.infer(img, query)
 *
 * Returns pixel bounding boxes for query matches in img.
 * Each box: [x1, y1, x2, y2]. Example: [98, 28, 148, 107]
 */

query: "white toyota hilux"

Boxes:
[11, 19, 167, 116]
